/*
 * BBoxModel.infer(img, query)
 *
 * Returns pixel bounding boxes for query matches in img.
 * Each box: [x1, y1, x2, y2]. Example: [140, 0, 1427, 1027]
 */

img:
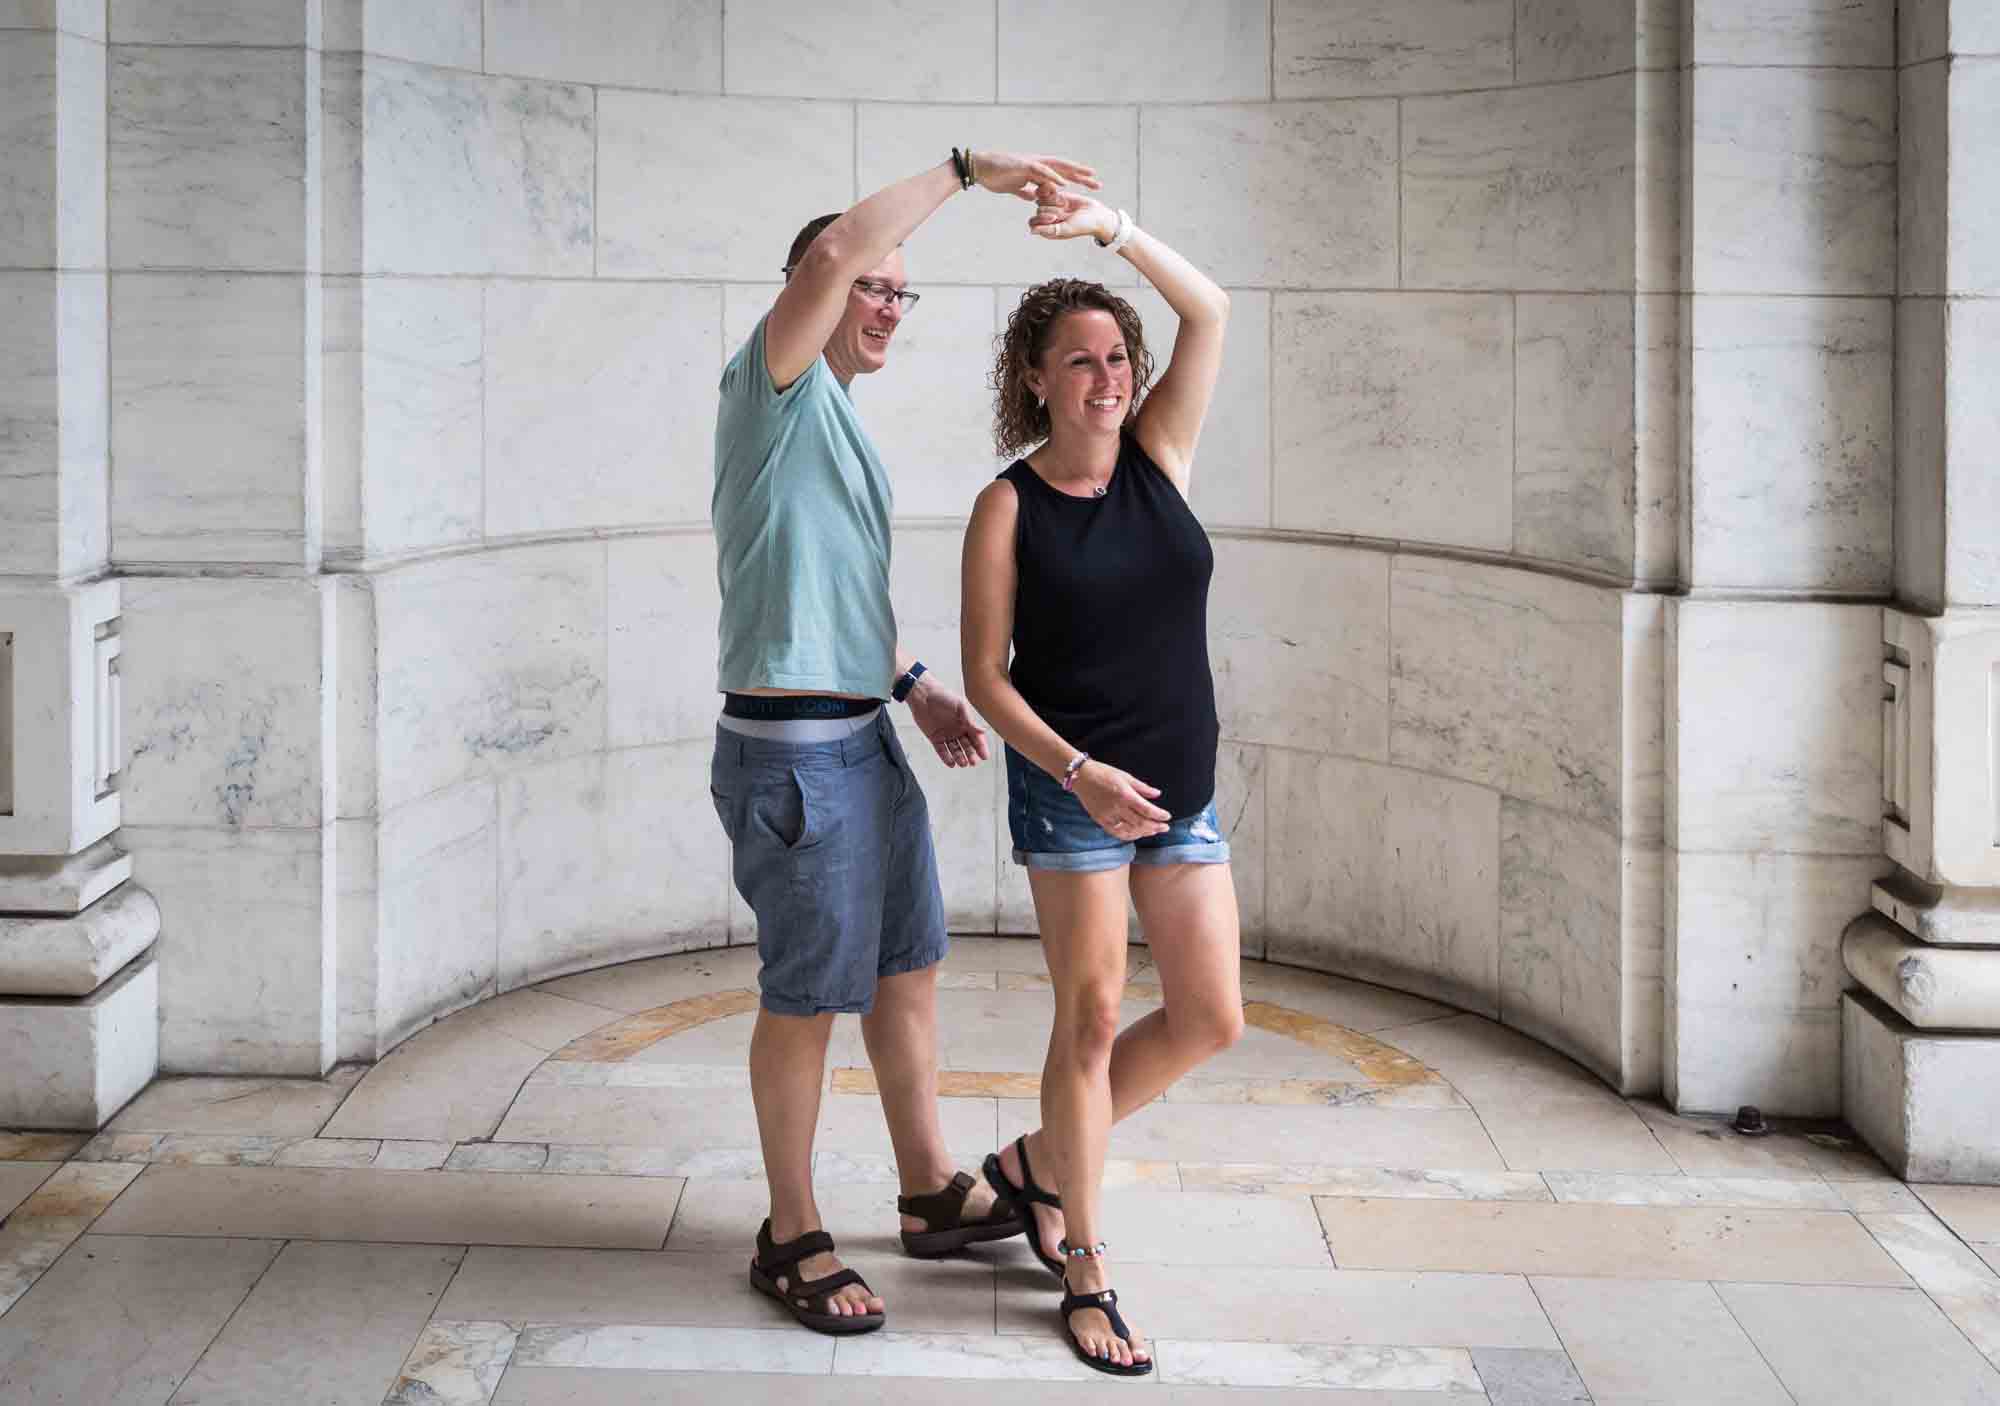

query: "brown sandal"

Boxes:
[748, 1219, 884, 1335]
[899, 1169, 1026, 1258]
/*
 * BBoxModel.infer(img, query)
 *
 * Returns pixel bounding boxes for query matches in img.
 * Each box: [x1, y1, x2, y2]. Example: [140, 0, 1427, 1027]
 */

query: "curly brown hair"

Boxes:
[990, 279, 1155, 459]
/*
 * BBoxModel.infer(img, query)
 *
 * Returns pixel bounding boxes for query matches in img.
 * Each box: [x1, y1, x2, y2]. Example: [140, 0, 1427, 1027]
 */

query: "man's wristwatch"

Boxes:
[891, 660, 928, 703]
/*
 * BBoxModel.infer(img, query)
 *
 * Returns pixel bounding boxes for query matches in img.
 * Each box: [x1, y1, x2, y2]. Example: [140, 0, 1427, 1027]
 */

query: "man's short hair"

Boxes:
[784, 214, 842, 278]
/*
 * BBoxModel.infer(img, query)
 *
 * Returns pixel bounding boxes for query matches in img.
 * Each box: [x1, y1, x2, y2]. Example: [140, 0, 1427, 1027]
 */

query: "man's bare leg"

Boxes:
[861, 963, 1002, 1231]
[750, 1007, 882, 1317]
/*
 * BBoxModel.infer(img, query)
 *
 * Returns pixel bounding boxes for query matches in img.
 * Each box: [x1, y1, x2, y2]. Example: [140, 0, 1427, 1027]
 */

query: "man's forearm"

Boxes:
[809, 160, 961, 282]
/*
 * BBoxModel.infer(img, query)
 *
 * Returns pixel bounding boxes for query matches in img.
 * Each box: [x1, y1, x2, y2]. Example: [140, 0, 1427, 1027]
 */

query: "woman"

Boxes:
[961, 189, 1242, 1377]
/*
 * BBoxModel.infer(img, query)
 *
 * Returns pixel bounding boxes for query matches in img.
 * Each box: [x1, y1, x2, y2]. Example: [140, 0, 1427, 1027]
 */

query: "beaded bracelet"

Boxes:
[1059, 1238, 1109, 1259]
[1060, 752, 1091, 792]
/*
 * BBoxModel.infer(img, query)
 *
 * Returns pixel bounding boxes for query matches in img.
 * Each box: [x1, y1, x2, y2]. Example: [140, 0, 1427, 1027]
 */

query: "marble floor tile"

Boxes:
[448, 1142, 552, 1173]
[939, 935, 1059, 975]
[1181, 1163, 1551, 1201]
[1636, 1103, 1891, 1181]
[1984, 1246, 2000, 1276]
[1370, 1015, 1616, 1106]
[387, 1320, 520, 1406]
[169, 1242, 465, 1405]
[830, 1329, 1121, 1381]
[623, 1009, 756, 1066]
[271, 1136, 383, 1169]
[540, 1144, 688, 1177]
[1474, 1097, 1680, 1173]
[515, 1322, 833, 1375]
[534, 1060, 755, 1089]
[1717, 1282, 2000, 1404]
[0, 1163, 55, 1220]
[0, 1163, 145, 1315]
[1236, 963, 1458, 1032]
[0, 1235, 281, 1404]
[106, 1069, 361, 1136]
[998, 1263, 1559, 1348]
[321, 1016, 564, 1143]
[0, 1134, 87, 1162]
[1161, 1075, 1466, 1109]
[441, 1245, 998, 1335]
[494, 1369, 1486, 1405]
[93, 1165, 683, 1249]
[999, 1097, 1505, 1169]
[458, 988, 631, 1054]
[548, 991, 758, 1063]
[1828, 1180, 1927, 1215]
[665, 1179, 927, 1257]
[1861, 1213, 2000, 1367]
[532, 945, 764, 1014]
[835, 1067, 1043, 1099]
[1542, 1170, 1846, 1210]
[1530, 1276, 1790, 1403]
[1173, 1020, 1377, 1082]
[1023, 1188, 1333, 1268]
[1315, 1199, 1910, 1283]
[1916, 1185, 2000, 1243]
[1471, 1346, 1592, 1405]
[376, 1138, 455, 1170]
[150, 1132, 291, 1166]
[1159, 1339, 1482, 1392]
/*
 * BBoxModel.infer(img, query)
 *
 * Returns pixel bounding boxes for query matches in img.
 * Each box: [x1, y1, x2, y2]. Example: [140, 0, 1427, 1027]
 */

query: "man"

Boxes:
[710, 146, 1099, 1334]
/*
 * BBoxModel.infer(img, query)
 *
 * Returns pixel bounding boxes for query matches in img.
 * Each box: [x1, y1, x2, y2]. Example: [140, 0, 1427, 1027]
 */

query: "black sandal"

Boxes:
[1059, 1279, 1153, 1378]
[981, 1134, 1065, 1280]
[899, 1169, 1026, 1258]
[748, 1218, 884, 1335]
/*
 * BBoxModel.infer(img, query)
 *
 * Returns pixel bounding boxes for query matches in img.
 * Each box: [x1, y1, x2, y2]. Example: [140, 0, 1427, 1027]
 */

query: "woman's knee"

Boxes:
[1173, 996, 1244, 1057]
[1057, 987, 1124, 1062]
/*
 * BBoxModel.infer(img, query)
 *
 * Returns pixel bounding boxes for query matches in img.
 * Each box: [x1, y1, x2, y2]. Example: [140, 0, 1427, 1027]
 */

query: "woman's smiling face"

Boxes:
[1028, 309, 1134, 442]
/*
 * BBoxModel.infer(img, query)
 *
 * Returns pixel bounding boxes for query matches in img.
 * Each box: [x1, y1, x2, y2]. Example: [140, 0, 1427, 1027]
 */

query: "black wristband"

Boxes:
[891, 660, 928, 703]
[950, 148, 972, 190]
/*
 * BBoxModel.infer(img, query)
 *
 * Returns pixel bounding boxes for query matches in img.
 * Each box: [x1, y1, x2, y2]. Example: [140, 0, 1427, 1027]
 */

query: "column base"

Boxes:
[0, 954, 158, 1129]
[1843, 990, 2000, 1183]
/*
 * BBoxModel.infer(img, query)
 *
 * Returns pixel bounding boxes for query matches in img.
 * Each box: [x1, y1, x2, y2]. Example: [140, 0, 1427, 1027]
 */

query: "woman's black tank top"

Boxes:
[1001, 431, 1219, 819]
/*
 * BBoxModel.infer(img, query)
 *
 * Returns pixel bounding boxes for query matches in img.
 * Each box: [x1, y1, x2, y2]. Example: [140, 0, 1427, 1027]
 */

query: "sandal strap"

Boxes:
[897, 1170, 974, 1226]
[755, 1219, 836, 1275]
[1012, 1135, 1063, 1210]
[1061, 1286, 1138, 1346]
[786, 1265, 871, 1306]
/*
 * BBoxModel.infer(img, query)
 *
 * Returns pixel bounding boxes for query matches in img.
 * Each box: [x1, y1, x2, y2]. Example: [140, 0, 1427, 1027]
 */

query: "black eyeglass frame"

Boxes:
[775, 269, 923, 311]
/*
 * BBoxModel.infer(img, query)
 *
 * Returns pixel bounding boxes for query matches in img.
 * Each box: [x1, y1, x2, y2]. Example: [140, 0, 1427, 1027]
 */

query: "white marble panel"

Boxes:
[109, 0, 311, 44]
[1404, 77, 1635, 292]
[119, 576, 331, 829]
[1686, 295, 1893, 593]
[319, 276, 362, 558]
[1517, 0, 1638, 83]
[859, 104, 1141, 288]
[362, 60, 593, 277]
[484, 280, 718, 537]
[1622, 594, 1666, 847]
[109, 46, 308, 272]
[1668, 600, 1882, 855]
[1690, 0, 1895, 66]
[378, 779, 499, 1049]
[1900, 61, 1947, 297]
[334, 814, 378, 1061]
[1636, 69, 1681, 296]
[487, 0, 720, 91]
[599, 91, 850, 280]
[1515, 294, 1636, 577]
[0, 1, 104, 38]
[1274, 0, 1509, 97]
[727, 0, 988, 100]
[1207, 538, 1390, 758]
[0, 271, 107, 578]
[1960, 6, 2000, 56]
[1499, 800, 1624, 1085]
[1634, 294, 1679, 585]
[125, 823, 332, 1075]
[1, 30, 103, 270]
[893, 717, 1000, 934]
[1390, 556, 1624, 828]
[841, 285, 1000, 519]
[1687, 68, 1896, 295]
[1671, 997, 1843, 1117]
[607, 533, 722, 750]
[1953, 58, 2000, 296]
[1003, 0, 1268, 102]
[1272, 293, 1512, 548]
[1267, 750, 1501, 1017]
[1895, 297, 1946, 610]
[373, 541, 608, 810]
[110, 271, 310, 566]
[333, 573, 376, 824]
[884, 524, 968, 700]
[1127, 286, 1269, 531]
[1141, 101, 1397, 288]
[1216, 740, 1268, 950]
[1948, 299, 2000, 604]
[496, 744, 730, 988]
[361, 277, 483, 557]
[321, 0, 480, 68]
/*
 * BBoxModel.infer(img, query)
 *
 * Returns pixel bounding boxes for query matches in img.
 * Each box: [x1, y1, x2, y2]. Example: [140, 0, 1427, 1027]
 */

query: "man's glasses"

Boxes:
[850, 279, 921, 311]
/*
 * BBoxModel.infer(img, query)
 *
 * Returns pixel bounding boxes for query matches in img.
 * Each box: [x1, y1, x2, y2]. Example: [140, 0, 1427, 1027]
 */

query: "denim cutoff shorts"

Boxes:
[710, 710, 948, 1016]
[1005, 744, 1231, 874]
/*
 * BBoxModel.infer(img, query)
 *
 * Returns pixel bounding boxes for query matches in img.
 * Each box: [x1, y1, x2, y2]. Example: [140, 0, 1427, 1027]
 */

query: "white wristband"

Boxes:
[1103, 208, 1136, 256]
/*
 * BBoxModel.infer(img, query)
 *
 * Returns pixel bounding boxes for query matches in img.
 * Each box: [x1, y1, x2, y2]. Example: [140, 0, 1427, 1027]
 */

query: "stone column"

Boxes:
[1841, 0, 2000, 1181]
[0, 7, 160, 1128]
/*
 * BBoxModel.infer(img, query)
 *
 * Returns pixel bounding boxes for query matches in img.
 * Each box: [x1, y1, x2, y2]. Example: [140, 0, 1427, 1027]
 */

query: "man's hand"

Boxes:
[907, 679, 991, 769]
[973, 151, 1101, 203]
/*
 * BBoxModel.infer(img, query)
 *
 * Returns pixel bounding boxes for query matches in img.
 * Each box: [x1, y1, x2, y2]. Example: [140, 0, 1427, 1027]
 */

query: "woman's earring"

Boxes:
[1034, 394, 1045, 411]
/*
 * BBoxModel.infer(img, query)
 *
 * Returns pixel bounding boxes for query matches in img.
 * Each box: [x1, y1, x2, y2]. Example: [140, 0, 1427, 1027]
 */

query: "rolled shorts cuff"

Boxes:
[1133, 839, 1231, 868]
[758, 989, 876, 1018]
[1011, 843, 1135, 874]
[877, 937, 950, 980]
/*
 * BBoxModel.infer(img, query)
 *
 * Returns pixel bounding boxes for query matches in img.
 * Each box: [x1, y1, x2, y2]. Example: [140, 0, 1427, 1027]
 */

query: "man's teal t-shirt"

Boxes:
[712, 313, 898, 698]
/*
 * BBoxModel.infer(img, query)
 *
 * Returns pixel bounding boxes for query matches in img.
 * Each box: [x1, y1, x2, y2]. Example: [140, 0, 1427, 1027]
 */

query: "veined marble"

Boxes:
[1899, 307, 1948, 607]
[1161, 1340, 1483, 1392]
[446, 1141, 549, 1174]
[0, 270, 108, 579]
[1859, 1213, 2000, 1368]
[1180, 1163, 1550, 1200]
[1127, 286, 1270, 530]
[1543, 1170, 1847, 1209]
[1142, 101, 1398, 288]
[352, 278, 483, 558]
[600, 92, 851, 280]
[1690, 0, 1895, 67]
[1514, 294, 1637, 577]
[0, 31, 104, 271]
[109, 0, 312, 45]
[0, 1162, 142, 1316]
[1275, 0, 1511, 97]
[1002, 0, 1268, 102]
[488, 0, 721, 91]
[1273, 293, 1512, 549]
[377, 778, 498, 1050]
[606, 534, 723, 750]
[1516, 0, 1640, 83]
[386, 1320, 519, 1406]
[1633, 295, 1679, 584]
[1498, 800, 1624, 1086]
[515, 1322, 832, 1374]
[1948, 299, 2000, 604]
[321, 0, 480, 69]
[0, 1, 104, 39]
[1901, 61, 1949, 298]
[728, 0, 987, 101]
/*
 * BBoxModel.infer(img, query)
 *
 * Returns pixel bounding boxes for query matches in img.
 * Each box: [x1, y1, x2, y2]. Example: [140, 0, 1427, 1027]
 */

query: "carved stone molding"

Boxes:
[0, 581, 123, 857]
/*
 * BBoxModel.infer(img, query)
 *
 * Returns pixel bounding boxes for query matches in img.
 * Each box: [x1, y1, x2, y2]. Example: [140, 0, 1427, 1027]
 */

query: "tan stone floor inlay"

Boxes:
[2, 944, 1994, 1404]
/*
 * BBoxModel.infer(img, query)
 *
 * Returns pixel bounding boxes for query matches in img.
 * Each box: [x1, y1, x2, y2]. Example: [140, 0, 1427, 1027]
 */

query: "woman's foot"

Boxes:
[1062, 1254, 1151, 1370]
[999, 1133, 1067, 1267]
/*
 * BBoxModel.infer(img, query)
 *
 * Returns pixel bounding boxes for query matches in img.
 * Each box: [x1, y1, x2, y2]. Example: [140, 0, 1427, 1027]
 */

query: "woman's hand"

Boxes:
[1072, 761, 1171, 840]
[1027, 187, 1118, 244]
[973, 151, 1101, 203]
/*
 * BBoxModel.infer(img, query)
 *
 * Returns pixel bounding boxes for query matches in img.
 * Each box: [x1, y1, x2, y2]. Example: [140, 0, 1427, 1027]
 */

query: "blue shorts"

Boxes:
[1005, 744, 1231, 874]
[710, 712, 948, 1016]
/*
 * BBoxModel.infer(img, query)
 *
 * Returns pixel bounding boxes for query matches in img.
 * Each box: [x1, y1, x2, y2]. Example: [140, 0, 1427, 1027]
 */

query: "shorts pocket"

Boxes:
[749, 765, 821, 852]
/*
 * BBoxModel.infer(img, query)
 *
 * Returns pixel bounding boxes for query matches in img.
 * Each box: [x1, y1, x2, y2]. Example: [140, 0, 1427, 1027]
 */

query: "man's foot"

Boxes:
[897, 1170, 1003, 1236]
[999, 1133, 1066, 1269]
[753, 1220, 884, 1324]
[782, 1247, 882, 1317]
[1061, 1255, 1151, 1372]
